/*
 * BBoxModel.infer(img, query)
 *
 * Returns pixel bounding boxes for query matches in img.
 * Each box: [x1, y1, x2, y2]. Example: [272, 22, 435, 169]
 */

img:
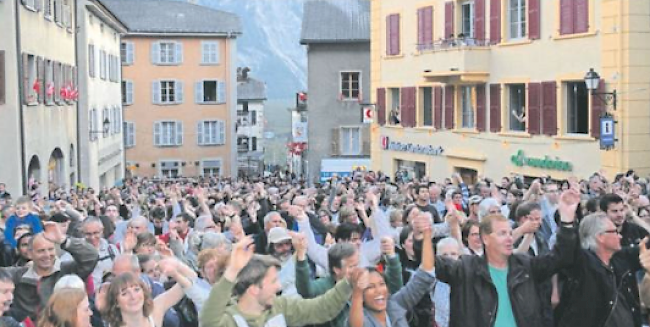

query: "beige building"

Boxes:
[104, 0, 241, 178]
[76, 0, 127, 189]
[371, 0, 650, 182]
[0, 0, 78, 195]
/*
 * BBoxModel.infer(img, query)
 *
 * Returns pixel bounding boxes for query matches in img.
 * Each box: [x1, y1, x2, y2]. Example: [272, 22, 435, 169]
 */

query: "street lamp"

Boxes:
[584, 68, 617, 110]
[89, 118, 111, 137]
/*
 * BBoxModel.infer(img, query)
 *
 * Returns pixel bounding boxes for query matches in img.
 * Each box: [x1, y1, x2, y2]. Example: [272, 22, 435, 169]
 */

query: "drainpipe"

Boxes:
[74, 0, 81, 186]
[14, 1, 27, 194]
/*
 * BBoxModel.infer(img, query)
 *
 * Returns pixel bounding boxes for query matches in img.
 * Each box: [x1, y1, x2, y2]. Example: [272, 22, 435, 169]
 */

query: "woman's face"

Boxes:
[202, 258, 219, 285]
[76, 296, 92, 327]
[362, 271, 388, 312]
[402, 232, 414, 258]
[117, 284, 145, 313]
[319, 212, 331, 225]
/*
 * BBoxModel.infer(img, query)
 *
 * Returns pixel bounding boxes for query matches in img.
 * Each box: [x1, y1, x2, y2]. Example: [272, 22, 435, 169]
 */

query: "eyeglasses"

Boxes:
[601, 230, 620, 235]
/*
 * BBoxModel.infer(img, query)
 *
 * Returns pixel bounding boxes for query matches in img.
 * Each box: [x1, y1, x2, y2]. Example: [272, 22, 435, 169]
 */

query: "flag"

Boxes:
[32, 79, 40, 93]
[60, 86, 68, 100]
[46, 82, 54, 97]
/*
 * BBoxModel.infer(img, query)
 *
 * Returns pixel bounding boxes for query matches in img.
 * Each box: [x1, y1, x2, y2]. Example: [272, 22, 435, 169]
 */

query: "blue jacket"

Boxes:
[4, 214, 43, 248]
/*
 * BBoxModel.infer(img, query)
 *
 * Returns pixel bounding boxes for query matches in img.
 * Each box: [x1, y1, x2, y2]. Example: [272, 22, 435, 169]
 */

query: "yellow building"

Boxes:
[104, 0, 241, 178]
[371, 0, 650, 183]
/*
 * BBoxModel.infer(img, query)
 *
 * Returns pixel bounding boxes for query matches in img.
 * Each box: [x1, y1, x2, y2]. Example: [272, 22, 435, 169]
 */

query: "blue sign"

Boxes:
[320, 171, 352, 182]
[600, 115, 615, 150]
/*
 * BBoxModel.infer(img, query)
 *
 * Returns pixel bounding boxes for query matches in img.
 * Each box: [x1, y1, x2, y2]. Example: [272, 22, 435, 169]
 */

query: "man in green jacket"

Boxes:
[296, 237, 403, 327]
[200, 236, 367, 327]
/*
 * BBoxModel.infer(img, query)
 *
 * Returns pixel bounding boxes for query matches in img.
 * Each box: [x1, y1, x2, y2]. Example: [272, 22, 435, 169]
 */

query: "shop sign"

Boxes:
[510, 150, 572, 172]
[380, 136, 444, 156]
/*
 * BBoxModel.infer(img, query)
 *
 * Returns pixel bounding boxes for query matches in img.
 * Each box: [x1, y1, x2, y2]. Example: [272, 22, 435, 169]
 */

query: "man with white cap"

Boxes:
[267, 226, 298, 296]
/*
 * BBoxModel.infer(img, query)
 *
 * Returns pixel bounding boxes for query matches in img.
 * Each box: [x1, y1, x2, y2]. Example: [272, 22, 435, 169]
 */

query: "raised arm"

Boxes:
[152, 258, 190, 327]
[295, 208, 328, 269]
[348, 270, 369, 327]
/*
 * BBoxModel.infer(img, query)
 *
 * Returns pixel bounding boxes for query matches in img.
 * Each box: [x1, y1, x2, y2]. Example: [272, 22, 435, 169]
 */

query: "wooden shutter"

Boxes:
[386, 16, 391, 55]
[175, 122, 183, 145]
[330, 128, 340, 156]
[219, 121, 225, 144]
[195, 81, 203, 104]
[154, 122, 161, 146]
[528, 0, 540, 39]
[401, 87, 416, 128]
[0, 51, 4, 105]
[591, 79, 605, 138]
[489, 0, 501, 44]
[434, 86, 443, 129]
[444, 85, 454, 129]
[417, 8, 425, 49]
[542, 81, 558, 136]
[218, 81, 226, 104]
[175, 42, 183, 64]
[560, 0, 574, 35]
[424, 7, 433, 46]
[53, 61, 60, 103]
[126, 42, 134, 64]
[126, 81, 134, 104]
[152, 81, 160, 104]
[377, 88, 386, 126]
[489, 84, 501, 132]
[37, 57, 45, 103]
[475, 0, 485, 42]
[151, 42, 160, 64]
[527, 83, 541, 135]
[575, 0, 589, 33]
[197, 121, 204, 145]
[22, 53, 30, 105]
[175, 80, 183, 103]
[476, 85, 487, 132]
[444, 2, 454, 39]
[362, 127, 371, 155]
[389, 14, 400, 55]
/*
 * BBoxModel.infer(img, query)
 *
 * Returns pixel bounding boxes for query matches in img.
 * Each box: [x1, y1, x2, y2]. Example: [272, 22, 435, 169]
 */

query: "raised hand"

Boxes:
[224, 236, 255, 282]
[380, 237, 395, 256]
[123, 231, 137, 252]
[43, 221, 66, 244]
[291, 231, 307, 260]
[558, 187, 581, 224]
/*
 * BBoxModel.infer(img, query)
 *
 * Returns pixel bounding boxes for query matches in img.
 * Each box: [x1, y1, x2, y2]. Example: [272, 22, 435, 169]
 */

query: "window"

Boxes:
[566, 81, 589, 134]
[54, 0, 62, 24]
[508, 84, 526, 131]
[237, 137, 249, 152]
[44, 0, 53, 19]
[154, 121, 183, 146]
[102, 108, 109, 138]
[237, 111, 250, 126]
[24, 54, 37, 105]
[251, 137, 258, 151]
[421, 87, 433, 126]
[386, 14, 400, 56]
[460, 86, 475, 128]
[197, 120, 226, 146]
[99, 50, 106, 80]
[201, 41, 219, 64]
[53, 61, 62, 103]
[153, 41, 182, 65]
[89, 109, 98, 142]
[45, 60, 54, 105]
[22, 0, 36, 10]
[195, 80, 225, 104]
[0, 51, 5, 105]
[389, 88, 400, 125]
[153, 80, 183, 104]
[560, 0, 589, 35]
[250, 110, 257, 125]
[160, 161, 180, 178]
[88, 44, 95, 78]
[202, 160, 221, 176]
[124, 122, 135, 147]
[340, 72, 360, 100]
[509, 0, 526, 39]
[461, 1, 475, 38]
[121, 42, 134, 65]
[122, 80, 133, 105]
[340, 127, 361, 155]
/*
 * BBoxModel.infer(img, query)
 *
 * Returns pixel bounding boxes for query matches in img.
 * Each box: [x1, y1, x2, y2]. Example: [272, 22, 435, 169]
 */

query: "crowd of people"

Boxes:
[0, 168, 649, 327]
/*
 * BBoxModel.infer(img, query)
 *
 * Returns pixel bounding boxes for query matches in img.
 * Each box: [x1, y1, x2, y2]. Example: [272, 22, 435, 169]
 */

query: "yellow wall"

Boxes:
[123, 36, 235, 177]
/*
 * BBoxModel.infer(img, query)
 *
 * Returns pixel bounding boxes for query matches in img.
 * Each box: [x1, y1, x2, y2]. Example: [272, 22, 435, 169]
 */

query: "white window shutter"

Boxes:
[151, 42, 160, 64]
[129, 122, 135, 146]
[201, 42, 208, 64]
[175, 42, 183, 64]
[152, 81, 160, 104]
[219, 120, 225, 144]
[127, 42, 134, 64]
[126, 81, 134, 104]
[195, 81, 203, 104]
[197, 121, 204, 145]
[217, 81, 226, 104]
[154, 122, 161, 146]
[213, 43, 220, 64]
[176, 122, 183, 145]
[175, 80, 183, 103]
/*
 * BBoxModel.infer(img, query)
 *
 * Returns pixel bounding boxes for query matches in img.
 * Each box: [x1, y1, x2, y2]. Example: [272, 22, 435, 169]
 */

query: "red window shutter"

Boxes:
[400, 87, 416, 128]
[386, 16, 391, 55]
[445, 2, 454, 39]
[417, 8, 424, 49]
[377, 88, 386, 126]
[591, 79, 605, 138]
[542, 81, 558, 136]
[475, 0, 485, 42]
[390, 15, 401, 55]
[528, 0, 540, 39]
[560, 0, 574, 35]
[489, 84, 501, 132]
[434, 86, 443, 129]
[489, 0, 501, 44]
[444, 85, 454, 129]
[476, 85, 487, 132]
[424, 7, 433, 45]
[528, 83, 541, 135]
[575, 0, 589, 33]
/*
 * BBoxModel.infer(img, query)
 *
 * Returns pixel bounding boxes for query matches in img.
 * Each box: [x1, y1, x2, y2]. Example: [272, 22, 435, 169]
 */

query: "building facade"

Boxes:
[0, 0, 79, 195]
[371, 0, 650, 182]
[76, 0, 127, 189]
[105, 0, 241, 178]
[301, 0, 372, 183]
[236, 68, 267, 177]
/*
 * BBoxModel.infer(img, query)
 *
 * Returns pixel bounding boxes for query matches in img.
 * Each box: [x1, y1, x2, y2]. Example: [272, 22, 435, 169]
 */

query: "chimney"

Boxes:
[242, 67, 250, 80]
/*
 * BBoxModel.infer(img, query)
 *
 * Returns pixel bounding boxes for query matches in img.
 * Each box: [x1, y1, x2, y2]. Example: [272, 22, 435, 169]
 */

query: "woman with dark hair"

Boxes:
[461, 220, 483, 256]
[38, 288, 92, 327]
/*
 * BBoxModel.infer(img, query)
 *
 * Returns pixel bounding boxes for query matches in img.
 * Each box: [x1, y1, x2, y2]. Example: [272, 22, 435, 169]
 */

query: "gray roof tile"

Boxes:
[102, 0, 241, 34]
[300, 0, 370, 44]
[237, 77, 267, 101]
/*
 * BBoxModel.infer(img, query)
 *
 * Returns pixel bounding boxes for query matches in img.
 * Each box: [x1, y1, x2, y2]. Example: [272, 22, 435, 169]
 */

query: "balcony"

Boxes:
[419, 38, 491, 84]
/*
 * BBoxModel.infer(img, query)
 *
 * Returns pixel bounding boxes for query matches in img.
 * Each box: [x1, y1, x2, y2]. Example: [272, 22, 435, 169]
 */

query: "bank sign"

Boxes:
[511, 150, 573, 172]
[381, 136, 444, 156]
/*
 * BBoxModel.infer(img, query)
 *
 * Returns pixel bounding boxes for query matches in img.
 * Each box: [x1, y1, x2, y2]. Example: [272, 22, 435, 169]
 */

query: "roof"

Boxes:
[237, 77, 267, 101]
[101, 0, 241, 35]
[300, 0, 370, 44]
